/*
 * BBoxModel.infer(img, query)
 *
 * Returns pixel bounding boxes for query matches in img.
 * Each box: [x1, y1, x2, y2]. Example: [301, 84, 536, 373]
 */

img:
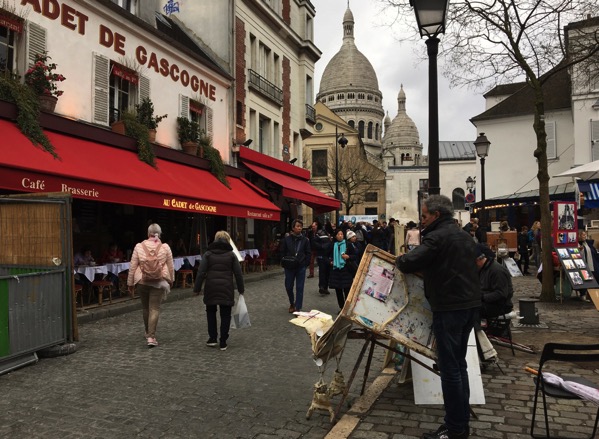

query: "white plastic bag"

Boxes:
[231, 295, 251, 329]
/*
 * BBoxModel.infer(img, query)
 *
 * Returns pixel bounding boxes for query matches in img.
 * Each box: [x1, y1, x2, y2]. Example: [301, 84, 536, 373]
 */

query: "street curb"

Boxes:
[325, 366, 397, 439]
[77, 267, 283, 325]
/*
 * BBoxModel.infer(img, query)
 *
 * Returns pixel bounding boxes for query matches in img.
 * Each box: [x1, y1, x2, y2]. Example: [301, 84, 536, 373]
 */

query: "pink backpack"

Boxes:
[140, 242, 164, 281]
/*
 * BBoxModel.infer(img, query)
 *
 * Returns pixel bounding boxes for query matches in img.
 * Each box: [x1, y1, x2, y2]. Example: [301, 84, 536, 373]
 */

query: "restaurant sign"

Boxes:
[3, 168, 278, 220]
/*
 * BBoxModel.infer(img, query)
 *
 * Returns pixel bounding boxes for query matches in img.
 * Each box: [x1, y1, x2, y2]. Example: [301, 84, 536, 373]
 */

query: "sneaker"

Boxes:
[147, 337, 158, 348]
[422, 424, 469, 439]
[288, 304, 296, 313]
[206, 338, 218, 347]
[220, 342, 228, 351]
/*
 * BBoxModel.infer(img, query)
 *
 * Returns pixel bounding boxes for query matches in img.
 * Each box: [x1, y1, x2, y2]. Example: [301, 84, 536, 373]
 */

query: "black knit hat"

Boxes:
[476, 243, 495, 260]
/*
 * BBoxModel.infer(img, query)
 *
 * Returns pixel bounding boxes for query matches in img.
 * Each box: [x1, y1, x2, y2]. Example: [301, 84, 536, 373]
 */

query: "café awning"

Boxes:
[0, 119, 280, 220]
[239, 147, 339, 211]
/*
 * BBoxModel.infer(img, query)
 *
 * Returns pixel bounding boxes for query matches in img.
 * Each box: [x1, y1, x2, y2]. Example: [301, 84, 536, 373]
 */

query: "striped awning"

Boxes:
[577, 180, 599, 208]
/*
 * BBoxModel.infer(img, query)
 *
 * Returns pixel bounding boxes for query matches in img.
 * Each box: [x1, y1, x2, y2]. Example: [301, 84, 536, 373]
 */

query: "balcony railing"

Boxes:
[249, 69, 283, 106]
[305, 104, 315, 124]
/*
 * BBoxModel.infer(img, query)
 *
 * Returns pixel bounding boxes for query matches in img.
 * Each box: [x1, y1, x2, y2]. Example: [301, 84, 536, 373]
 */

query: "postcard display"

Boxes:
[553, 202, 598, 290]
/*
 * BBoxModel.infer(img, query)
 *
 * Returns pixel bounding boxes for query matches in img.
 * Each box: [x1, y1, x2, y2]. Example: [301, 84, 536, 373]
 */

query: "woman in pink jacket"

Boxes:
[128, 223, 175, 347]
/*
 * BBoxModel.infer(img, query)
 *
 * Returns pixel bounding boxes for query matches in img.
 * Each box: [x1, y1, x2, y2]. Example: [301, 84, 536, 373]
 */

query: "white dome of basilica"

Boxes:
[383, 85, 421, 149]
[316, 4, 384, 148]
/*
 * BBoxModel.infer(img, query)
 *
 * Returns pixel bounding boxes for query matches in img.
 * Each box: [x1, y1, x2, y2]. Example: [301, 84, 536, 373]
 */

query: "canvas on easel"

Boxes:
[341, 244, 435, 360]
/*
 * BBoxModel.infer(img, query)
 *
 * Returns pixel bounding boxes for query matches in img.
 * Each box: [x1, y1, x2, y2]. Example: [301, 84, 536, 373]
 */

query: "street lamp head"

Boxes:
[242, 139, 253, 146]
[338, 133, 348, 149]
[474, 132, 491, 158]
[410, 0, 450, 38]
[465, 176, 475, 190]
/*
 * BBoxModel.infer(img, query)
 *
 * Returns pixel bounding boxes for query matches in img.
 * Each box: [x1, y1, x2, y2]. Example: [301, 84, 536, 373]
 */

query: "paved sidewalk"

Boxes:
[332, 274, 599, 439]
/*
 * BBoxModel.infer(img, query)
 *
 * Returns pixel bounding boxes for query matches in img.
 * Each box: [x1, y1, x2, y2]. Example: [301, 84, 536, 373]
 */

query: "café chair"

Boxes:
[91, 277, 113, 305]
[251, 250, 267, 272]
[177, 269, 194, 289]
[240, 256, 250, 274]
[74, 284, 84, 308]
[118, 272, 129, 297]
[530, 342, 599, 439]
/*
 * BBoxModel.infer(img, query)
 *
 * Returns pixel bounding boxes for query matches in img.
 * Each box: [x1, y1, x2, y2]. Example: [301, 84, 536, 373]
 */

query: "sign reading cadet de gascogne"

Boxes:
[20, 0, 218, 101]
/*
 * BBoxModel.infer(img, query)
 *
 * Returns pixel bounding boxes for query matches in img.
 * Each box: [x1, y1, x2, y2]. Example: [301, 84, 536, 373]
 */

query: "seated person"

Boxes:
[74, 248, 95, 266]
[476, 243, 514, 319]
[102, 242, 124, 264]
[173, 238, 188, 257]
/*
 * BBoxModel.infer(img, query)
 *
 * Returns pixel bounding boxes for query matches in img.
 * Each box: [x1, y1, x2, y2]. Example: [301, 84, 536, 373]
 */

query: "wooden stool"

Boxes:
[74, 284, 83, 308]
[91, 280, 113, 305]
[177, 270, 194, 288]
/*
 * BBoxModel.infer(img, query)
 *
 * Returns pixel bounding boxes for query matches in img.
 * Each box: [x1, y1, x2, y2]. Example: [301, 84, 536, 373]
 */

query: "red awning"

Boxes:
[0, 120, 280, 220]
[239, 147, 339, 211]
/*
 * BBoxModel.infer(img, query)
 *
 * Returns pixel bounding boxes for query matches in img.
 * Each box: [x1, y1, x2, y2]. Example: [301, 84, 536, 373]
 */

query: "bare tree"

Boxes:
[379, 0, 599, 301]
[322, 146, 385, 215]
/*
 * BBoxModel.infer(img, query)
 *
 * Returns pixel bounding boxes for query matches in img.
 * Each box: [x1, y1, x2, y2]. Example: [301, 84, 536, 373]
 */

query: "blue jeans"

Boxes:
[284, 265, 306, 310]
[432, 307, 479, 433]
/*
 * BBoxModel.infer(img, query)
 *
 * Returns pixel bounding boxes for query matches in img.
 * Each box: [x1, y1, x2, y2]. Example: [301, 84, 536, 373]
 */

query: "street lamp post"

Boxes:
[335, 126, 348, 225]
[473, 132, 491, 202]
[411, 0, 449, 196]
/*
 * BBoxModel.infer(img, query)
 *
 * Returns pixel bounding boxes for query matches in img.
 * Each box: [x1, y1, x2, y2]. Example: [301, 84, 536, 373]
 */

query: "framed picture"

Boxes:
[553, 202, 578, 247]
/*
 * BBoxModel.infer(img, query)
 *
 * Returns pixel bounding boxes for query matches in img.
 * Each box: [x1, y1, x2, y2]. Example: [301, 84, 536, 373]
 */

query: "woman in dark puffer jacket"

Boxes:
[194, 231, 244, 351]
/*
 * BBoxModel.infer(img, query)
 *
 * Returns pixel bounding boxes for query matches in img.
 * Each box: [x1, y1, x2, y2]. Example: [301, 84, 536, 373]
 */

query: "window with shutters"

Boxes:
[452, 188, 465, 210]
[312, 150, 327, 177]
[546, 121, 557, 159]
[94, 54, 147, 126]
[365, 192, 378, 202]
[592, 120, 599, 161]
[111, 0, 138, 14]
[0, 24, 16, 73]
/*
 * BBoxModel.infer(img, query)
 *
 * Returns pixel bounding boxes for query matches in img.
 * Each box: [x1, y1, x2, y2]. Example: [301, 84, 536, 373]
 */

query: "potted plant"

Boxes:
[0, 73, 58, 157]
[24, 52, 66, 113]
[134, 97, 167, 143]
[200, 132, 228, 187]
[176, 116, 200, 155]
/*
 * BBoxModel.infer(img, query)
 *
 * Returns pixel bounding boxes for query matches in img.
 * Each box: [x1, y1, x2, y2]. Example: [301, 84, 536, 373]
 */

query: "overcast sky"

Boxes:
[311, 0, 485, 150]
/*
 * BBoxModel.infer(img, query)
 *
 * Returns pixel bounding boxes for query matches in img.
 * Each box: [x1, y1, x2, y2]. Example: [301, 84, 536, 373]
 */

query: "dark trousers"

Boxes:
[516, 248, 530, 274]
[206, 304, 232, 343]
[284, 265, 306, 310]
[432, 307, 479, 434]
[309, 250, 317, 276]
[317, 257, 330, 291]
[334, 287, 351, 309]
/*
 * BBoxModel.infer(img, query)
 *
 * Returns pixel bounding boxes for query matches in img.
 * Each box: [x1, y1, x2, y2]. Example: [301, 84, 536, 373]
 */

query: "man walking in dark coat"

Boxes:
[280, 219, 311, 313]
[395, 195, 480, 439]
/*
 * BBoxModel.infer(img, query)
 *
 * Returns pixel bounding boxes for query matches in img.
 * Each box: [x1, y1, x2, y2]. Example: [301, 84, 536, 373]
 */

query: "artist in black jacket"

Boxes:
[476, 244, 514, 318]
[395, 195, 479, 439]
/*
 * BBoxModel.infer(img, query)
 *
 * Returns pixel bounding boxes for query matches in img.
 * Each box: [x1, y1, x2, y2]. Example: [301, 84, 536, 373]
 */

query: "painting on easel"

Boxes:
[342, 244, 436, 360]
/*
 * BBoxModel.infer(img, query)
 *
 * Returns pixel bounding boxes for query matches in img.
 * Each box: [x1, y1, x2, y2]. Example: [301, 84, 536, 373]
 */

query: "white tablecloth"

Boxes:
[239, 249, 259, 259]
[76, 265, 108, 282]
[105, 262, 131, 275]
[173, 255, 202, 271]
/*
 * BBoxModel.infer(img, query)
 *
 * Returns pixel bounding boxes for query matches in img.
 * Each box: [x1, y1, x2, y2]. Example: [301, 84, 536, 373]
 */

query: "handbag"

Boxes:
[230, 295, 251, 329]
[281, 238, 303, 270]
[514, 251, 521, 261]
[281, 255, 300, 270]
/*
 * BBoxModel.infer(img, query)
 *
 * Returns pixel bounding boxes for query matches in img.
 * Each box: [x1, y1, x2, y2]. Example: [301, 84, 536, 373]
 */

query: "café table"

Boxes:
[239, 249, 259, 260]
[75, 264, 108, 282]
[105, 261, 131, 276]
[173, 255, 202, 272]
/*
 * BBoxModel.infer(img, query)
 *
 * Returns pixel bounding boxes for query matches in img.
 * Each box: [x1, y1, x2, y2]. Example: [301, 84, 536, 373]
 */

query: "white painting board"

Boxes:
[228, 238, 244, 262]
[343, 245, 435, 360]
[503, 257, 523, 277]
[411, 330, 486, 405]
